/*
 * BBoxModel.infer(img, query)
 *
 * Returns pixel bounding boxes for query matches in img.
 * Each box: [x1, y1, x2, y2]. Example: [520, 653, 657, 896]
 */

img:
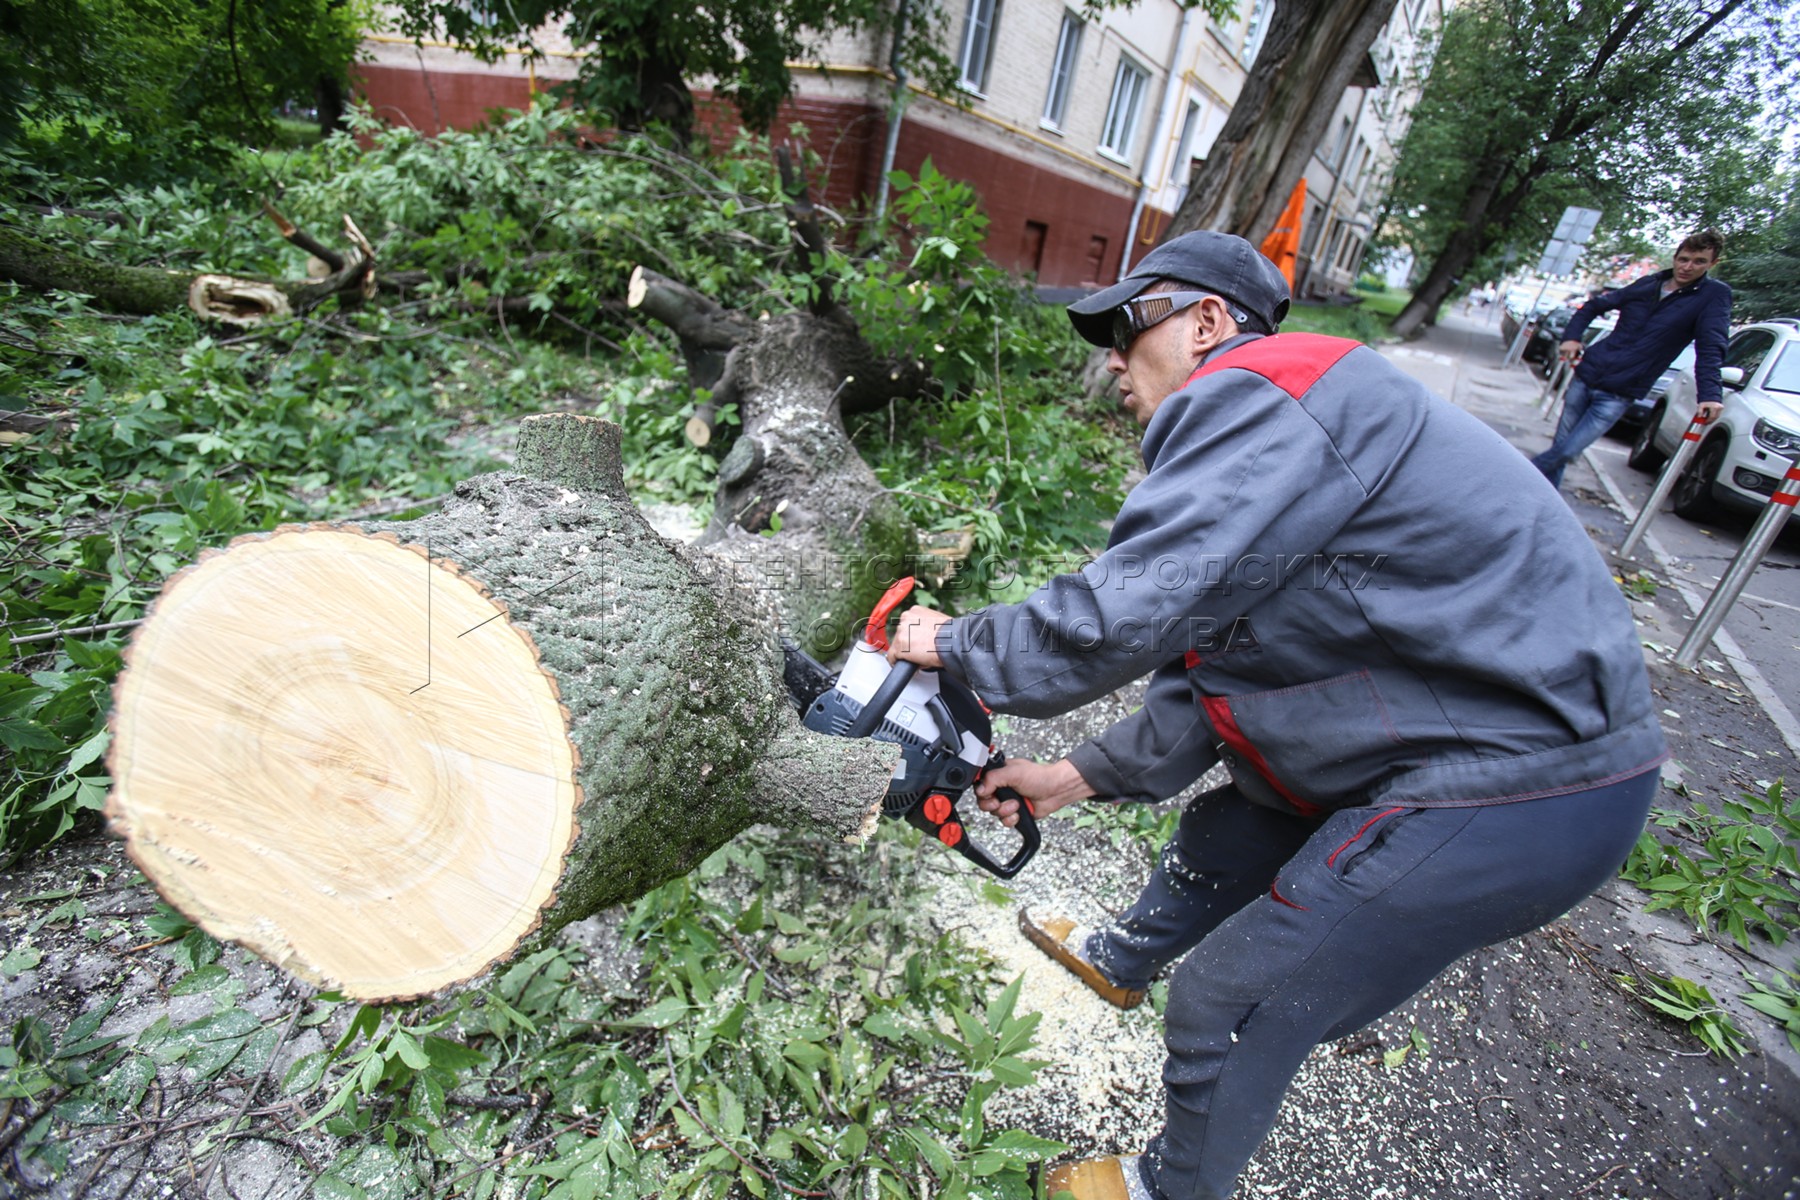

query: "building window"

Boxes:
[1301, 200, 1326, 255]
[1173, 99, 1203, 189]
[958, 0, 1002, 93]
[1100, 57, 1149, 160]
[1239, 0, 1274, 66]
[1041, 11, 1083, 127]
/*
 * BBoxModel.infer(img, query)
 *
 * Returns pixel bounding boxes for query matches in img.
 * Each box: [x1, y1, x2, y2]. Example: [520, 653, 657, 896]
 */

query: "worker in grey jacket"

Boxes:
[888, 232, 1665, 1200]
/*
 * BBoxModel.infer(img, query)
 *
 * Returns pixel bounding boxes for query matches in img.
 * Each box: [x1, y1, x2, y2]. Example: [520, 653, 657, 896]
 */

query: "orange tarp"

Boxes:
[1259, 179, 1306, 287]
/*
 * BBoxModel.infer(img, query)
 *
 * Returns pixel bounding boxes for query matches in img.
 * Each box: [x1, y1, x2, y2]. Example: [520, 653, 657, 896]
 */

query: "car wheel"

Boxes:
[1627, 401, 1668, 472]
[1671, 435, 1726, 521]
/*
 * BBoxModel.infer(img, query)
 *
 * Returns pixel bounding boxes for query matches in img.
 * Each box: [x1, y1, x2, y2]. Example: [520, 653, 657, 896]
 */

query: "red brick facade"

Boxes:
[354, 63, 1161, 288]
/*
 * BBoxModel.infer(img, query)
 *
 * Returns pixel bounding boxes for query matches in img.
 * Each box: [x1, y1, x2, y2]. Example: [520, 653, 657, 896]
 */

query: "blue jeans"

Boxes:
[1530, 377, 1632, 489]
[1082, 772, 1658, 1200]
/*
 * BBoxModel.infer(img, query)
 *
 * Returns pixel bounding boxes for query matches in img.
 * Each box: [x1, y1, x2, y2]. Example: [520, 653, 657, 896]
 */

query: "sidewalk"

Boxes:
[1380, 309, 1800, 1084]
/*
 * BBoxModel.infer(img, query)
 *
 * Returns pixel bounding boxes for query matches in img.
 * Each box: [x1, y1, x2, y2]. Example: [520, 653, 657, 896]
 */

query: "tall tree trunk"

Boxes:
[105, 413, 897, 1002]
[316, 72, 346, 137]
[1166, 0, 1399, 243]
[1389, 151, 1545, 337]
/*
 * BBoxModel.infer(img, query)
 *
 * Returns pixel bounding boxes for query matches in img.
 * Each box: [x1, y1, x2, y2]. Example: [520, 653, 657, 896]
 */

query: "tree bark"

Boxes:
[1166, 0, 1398, 243]
[629, 266, 921, 657]
[0, 225, 373, 325]
[0, 226, 193, 315]
[104, 413, 895, 1002]
[1388, 151, 1547, 337]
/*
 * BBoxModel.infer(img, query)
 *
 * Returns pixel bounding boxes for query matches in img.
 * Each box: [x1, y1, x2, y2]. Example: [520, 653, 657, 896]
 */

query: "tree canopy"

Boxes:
[393, 0, 959, 145]
[1380, 0, 1799, 335]
[0, 0, 367, 182]
[1717, 181, 1800, 320]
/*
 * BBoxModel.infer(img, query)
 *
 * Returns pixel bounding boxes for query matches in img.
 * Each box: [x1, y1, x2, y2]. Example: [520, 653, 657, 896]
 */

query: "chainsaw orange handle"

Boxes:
[862, 576, 917, 653]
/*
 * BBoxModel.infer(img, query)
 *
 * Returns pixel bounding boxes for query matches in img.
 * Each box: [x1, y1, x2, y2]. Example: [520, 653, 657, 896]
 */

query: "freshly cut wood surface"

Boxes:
[106, 526, 580, 1000]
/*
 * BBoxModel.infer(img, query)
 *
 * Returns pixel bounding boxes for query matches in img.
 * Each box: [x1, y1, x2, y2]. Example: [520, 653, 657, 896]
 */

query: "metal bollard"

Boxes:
[1619, 413, 1712, 558]
[1538, 359, 1574, 416]
[1672, 458, 1800, 669]
[1537, 358, 1564, 409]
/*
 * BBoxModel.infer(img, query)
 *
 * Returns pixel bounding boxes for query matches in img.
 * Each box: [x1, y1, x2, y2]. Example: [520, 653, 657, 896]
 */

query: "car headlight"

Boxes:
[1752, 418, 1800, 456]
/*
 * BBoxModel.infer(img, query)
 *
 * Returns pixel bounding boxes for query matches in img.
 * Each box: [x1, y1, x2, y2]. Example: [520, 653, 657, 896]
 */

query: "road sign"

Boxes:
[1536, 206, 1602, 276]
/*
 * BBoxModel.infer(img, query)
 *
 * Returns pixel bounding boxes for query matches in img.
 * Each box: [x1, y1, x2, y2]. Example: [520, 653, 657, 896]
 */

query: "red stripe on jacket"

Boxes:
[1200, 695, 1323, 818]
[1185, 332, 1360, 399]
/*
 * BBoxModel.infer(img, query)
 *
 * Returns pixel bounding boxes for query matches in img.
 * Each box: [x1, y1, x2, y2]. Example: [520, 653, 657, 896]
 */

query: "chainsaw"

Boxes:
[782, 578, 1040, 879]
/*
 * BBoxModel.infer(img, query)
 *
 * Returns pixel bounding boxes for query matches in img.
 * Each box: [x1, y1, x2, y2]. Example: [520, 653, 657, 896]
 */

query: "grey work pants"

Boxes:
[1081, 772, 1657, 1200]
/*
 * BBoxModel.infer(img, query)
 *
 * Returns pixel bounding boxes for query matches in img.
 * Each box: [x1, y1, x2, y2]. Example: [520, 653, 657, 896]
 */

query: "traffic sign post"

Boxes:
[1504, 206, 1601, 368]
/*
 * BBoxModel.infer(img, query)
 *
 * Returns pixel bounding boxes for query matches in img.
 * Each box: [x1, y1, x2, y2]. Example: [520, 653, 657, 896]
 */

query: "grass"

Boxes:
[1356, 288, 1411, 318]
[1283, 300, 1396, 345]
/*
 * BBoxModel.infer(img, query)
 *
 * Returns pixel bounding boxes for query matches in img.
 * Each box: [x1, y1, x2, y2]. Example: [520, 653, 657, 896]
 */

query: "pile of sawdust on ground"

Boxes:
[916, 688, 1800, 1200]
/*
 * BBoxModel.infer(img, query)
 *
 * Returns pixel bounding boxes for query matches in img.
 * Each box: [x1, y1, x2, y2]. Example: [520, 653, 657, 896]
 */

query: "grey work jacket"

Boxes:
[935, 332, 1667, 815]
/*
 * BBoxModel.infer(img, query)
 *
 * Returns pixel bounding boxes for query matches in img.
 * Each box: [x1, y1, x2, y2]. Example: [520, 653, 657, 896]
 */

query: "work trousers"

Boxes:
[1081, 771, 1658, 1200]
[1529, 377, 1634, 489]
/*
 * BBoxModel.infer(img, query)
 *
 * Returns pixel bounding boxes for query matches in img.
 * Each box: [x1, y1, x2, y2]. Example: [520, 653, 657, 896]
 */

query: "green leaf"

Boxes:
[617, 996, 688, 1030]
[783, 1040, 828, 1070]
[985, 976, 1023, 1034]
[387, 1029, 431, 1071]
[1, 946, 42, 978]
[169, 965, 229, 996]
[283, 1050, 330, 1095]
[0, 718, 63, 751]
[422, 1035, 487, 1072]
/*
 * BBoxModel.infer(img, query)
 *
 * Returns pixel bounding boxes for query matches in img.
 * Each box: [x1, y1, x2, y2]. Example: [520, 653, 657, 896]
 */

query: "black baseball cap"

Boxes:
[1067, 230, 1291, 346]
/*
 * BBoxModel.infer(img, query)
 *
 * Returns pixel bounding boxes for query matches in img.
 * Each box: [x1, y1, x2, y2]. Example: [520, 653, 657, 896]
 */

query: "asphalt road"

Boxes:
[1379, 308, 1800, 761]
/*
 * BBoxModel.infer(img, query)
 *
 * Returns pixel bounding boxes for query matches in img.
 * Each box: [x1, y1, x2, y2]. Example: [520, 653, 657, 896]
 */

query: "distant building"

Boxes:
[354, 1, 1445, 292]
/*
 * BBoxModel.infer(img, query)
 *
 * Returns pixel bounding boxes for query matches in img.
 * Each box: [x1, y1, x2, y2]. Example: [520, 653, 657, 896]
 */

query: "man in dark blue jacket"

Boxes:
[1530, 229, 1732, 488]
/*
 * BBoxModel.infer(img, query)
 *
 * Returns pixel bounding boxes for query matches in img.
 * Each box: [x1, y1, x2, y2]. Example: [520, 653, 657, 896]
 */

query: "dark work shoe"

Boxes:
[1018, 909, 1146, 1011]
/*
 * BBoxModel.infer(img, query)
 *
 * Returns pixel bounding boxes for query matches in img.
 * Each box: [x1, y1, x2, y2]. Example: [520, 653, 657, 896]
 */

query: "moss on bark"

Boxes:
[363, 415, 893, 945]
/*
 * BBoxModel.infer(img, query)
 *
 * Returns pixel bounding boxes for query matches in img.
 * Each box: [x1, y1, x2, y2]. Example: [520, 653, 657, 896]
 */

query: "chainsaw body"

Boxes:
[787, 579, 1039, 879]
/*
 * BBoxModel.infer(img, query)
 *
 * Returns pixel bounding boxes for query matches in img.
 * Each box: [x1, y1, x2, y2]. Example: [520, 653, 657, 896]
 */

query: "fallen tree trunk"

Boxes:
[629, 265, 923, 656]
[0, 223, 375, 325]
[105, 413, 895, 1002]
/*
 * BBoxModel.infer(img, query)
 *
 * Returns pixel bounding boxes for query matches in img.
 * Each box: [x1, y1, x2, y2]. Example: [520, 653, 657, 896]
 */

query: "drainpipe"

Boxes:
[1119, 4, 1203, 280]
[873, 0, 912, 229]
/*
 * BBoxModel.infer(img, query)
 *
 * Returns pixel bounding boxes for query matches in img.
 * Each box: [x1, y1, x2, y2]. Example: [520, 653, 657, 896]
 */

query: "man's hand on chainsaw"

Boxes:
[975, 756, 1094, 827]
[886, 605, 950, 668]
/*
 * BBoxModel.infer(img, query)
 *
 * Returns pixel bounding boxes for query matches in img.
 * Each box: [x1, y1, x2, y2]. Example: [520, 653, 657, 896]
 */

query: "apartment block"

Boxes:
[353, 1, 1443, 292]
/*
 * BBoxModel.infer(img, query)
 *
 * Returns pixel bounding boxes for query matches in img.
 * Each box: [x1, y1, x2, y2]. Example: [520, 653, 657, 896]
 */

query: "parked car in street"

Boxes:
[1523, 305, 1577, 372]
[1500, 295, 1561, 350]
[1612, 343, 1695, 436]
[1527, 307, 1616, 380]
[1627, 317, 1800, 519]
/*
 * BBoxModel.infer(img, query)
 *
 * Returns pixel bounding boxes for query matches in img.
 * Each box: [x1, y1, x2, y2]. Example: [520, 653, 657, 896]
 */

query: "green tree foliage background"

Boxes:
[392, 0, 960, 143]
[1718, 187, 1800, 320]
[0, 0, 368, 183]
[1378, 0, 1799, 331]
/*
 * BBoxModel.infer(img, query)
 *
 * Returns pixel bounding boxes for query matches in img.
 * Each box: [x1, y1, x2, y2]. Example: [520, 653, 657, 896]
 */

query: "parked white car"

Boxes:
[1627, 317, 1800, 519]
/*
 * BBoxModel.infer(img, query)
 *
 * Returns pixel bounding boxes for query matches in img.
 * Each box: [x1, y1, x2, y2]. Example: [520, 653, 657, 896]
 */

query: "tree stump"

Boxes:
[105, 414, 895, 1001]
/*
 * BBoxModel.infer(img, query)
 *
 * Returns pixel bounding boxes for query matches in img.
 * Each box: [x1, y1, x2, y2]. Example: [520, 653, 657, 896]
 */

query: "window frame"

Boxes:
[1099, 55, 1150, 162]
[1239, 0, 1274, 66]
[1040, 10, 1084, 128]
[957, 0, 1003, 94]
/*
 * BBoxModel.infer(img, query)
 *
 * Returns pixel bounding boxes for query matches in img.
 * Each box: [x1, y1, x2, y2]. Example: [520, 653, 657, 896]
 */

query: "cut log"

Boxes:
[105, 413, 895, 1001]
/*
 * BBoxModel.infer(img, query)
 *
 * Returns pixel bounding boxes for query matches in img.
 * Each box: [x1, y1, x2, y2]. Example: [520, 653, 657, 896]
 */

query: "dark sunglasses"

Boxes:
[1110, 291, 1250, 353]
